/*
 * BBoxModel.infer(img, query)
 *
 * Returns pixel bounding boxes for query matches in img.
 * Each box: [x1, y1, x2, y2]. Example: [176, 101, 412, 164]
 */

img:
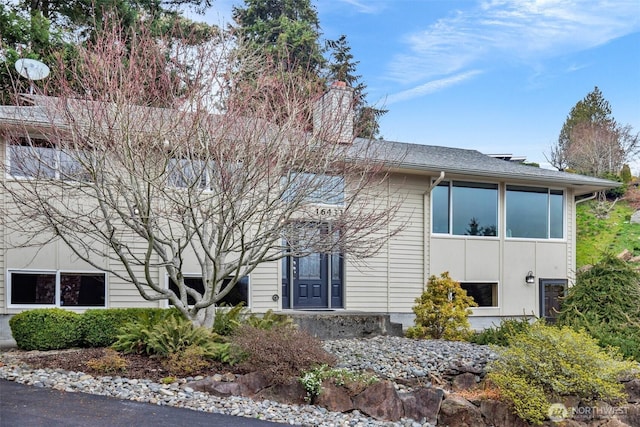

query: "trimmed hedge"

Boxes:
[9, 307, 180, 351]
[80, 308, 180, 347]
[9, 308, 83, 350]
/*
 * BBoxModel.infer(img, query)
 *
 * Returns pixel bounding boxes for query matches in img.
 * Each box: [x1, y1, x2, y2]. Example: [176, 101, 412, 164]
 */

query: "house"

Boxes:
[0, 85, 618, 341]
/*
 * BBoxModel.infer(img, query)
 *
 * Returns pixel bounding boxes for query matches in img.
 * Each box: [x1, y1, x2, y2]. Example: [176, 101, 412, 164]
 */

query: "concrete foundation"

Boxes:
[288, 311, 404, 340]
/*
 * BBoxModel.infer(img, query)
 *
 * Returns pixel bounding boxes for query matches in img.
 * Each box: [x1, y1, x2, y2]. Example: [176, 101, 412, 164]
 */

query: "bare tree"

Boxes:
[0, 19, 402, 327]
[548, 87, 639, 175]
[564, 122, 640, 176]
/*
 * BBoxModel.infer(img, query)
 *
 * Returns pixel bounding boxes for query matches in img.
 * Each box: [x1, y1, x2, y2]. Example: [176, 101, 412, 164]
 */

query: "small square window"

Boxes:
[169, 276, 249, 307]
[460, 282, 498, 307]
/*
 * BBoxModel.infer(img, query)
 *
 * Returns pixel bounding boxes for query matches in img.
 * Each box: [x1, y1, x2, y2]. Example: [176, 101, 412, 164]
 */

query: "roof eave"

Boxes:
[388, 163, 620, 196]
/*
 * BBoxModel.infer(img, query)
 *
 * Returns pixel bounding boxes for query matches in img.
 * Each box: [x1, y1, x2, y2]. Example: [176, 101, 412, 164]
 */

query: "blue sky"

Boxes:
[194, 0, 640, 172]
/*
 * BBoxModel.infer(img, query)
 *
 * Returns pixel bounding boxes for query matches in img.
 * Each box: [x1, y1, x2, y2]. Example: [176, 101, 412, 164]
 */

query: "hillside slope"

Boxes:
[576, 186, 640, 268]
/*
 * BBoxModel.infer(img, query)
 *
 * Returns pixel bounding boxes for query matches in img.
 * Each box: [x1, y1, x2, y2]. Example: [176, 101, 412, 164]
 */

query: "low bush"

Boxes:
[557, 254, 640, 361]
[80, 308, 179, 347]
[245, 309, 294, 331]
[9, 308, 83, 350]
[299, 364, 378, 402]
[231, 324, 336, 385]
[406, 272, 477, 340]
[469, 317, 533, 346]
[112, 314, 228, 363]
[211, 303, 248, 336]
[211, 305, 294, 336]
[161, 345, 211, 376]
[487, 321, 639, 425]
[85, 349, 128, 374]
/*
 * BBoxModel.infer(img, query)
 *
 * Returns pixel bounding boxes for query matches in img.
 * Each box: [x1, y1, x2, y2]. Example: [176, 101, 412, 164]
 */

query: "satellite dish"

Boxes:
[15, 58, 50, 81]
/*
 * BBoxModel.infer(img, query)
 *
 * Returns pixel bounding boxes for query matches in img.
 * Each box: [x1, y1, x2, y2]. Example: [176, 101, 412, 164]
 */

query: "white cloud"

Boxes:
[386, 70, 483, 104]
[337, 0, 384, 14]
[387, 0, 640, 84]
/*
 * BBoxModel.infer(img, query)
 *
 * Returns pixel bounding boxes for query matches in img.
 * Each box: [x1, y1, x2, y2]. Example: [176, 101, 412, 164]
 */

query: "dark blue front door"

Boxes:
[293, 252, 328, 308]
[282, 251, 343, 309]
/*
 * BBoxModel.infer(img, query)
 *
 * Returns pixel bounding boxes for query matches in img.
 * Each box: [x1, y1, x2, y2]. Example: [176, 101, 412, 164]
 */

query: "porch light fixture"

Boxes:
[525, 271, 535, 284]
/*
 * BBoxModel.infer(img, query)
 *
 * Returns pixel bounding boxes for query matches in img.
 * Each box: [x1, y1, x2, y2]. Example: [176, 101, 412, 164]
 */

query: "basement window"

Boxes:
[8, 270, 106, 307]
[168, 276, 249, 307]
[460, 282, 498, 307]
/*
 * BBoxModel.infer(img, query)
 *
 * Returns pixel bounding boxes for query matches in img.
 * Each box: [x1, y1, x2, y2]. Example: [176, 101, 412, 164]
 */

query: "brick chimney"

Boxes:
[313, 81, 354, 144]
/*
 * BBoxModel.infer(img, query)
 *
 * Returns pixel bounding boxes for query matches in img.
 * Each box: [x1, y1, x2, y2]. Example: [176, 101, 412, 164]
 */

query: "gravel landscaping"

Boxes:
[0, 336, 496, 427]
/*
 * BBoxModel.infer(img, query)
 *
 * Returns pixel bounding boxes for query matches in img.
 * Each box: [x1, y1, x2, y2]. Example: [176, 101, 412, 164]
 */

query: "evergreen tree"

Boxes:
[0, 1, 217, 104]
[550, 87, 639, 176]
[326, 35, 386, 139]
[231, 1, 386, 139]
[231, 0, 325, 75]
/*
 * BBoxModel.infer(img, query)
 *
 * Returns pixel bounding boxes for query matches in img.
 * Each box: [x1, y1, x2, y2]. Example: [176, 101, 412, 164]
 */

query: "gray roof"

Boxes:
[0, 97, 619, 197]
[352, 138, 619, 196]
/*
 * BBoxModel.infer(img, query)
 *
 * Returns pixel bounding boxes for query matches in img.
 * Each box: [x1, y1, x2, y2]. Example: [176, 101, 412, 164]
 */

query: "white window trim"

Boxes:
[7, 268, 108, 309]
[460, 280, 500, 309]
[430, 179, 500, 239]
[5, 137, 87, 182]
[504, 185, 567, 241]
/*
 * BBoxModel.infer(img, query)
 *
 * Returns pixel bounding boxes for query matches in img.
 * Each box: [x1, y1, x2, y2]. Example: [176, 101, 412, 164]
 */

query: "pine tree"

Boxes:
[232, 0, 326, 74]
[551, 87, 639, 176]
[326, 35, 386, 139]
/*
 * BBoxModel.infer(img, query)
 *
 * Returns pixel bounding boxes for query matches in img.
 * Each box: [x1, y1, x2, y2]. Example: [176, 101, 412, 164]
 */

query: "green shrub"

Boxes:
[85, 349, 128, 374]
[231, 324, 336, 385]
[145, 315, 226, 358]
[9, 308, 83, 350]
[211, 303, 248, 336]
[112, 313, 228, 362]
[161, 345, 212, 376]
[299, 364, 378, 402]
[80, 308, 179, 347]
[406, 272, 477, 340]
[487, 321, 639, 425]
[557, 254, 640, 361]
[469, 317, 533, 346]
[245, 309, 294, 330]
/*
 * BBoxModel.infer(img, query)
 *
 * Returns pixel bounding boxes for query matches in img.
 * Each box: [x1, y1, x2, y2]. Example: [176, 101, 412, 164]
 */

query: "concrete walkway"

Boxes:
[0, 380, 286, 426]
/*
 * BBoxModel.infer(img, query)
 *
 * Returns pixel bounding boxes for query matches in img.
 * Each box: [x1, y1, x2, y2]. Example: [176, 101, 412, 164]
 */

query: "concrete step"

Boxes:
[287, 311, 404, 340]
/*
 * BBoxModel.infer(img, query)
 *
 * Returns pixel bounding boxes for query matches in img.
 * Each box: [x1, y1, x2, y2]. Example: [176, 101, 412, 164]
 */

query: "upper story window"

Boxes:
[282, 173, 345, 206]
[167, 158, 210, 189]
[7, 137, 86, 181]
[432, 181, 498, 236]
[506, 186, 564, 239]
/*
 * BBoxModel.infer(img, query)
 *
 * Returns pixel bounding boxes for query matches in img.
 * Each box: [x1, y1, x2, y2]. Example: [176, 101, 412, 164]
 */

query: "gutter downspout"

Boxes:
[428, 171, 446, 192]
[575, 192, 597, 205]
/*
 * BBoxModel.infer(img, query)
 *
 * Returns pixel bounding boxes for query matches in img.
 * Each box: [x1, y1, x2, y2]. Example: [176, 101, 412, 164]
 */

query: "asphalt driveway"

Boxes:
[0, 380, 287, 426]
